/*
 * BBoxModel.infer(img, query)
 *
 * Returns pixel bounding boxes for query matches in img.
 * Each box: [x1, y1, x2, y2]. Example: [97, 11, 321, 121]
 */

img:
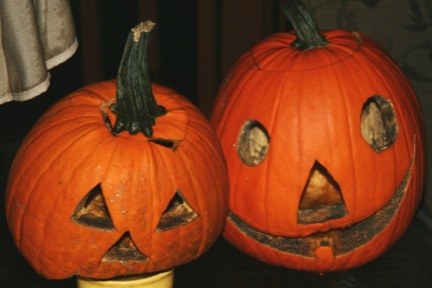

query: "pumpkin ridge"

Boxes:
[23, 125, 114, 205]
[327, 54, 363, 220]
[12, 128, 108, 255]
[174, 147, 206, 253]
[105, 141, 153, 230]
[30, 116, 108, 146]
[250, 29, 362, 72]
[178, 134, 227, 253]
[216, 66, 258, 135]
[34, 85, 117, 127]
[10, 124, 98, 207]
[16, 103, 111, 160]
[13, 121, 110, 186]
[260, 72, 298, 232]
[38, 103, 103, 125]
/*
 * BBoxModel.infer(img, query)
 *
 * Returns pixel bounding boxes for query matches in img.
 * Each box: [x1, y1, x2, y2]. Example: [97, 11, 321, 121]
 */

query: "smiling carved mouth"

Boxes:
[228, 151, 414, 259]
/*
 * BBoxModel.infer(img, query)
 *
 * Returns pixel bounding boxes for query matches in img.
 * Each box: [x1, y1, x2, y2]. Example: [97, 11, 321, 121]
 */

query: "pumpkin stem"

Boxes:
[110, 21, 167, 137]
[281, 0, 328, 50]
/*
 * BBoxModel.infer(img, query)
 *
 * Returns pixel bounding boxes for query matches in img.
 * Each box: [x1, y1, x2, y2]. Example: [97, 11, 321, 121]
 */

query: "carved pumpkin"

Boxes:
[210, 0, 425, 272]
[6, 22, 228, 279]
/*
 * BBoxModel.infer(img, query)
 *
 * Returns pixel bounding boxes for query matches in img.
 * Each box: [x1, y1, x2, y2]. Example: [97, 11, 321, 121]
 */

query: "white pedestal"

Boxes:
[76, 270, 174, 288]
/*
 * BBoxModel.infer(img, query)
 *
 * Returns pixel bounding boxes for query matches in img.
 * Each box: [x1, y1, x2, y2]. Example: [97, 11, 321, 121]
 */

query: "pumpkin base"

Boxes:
[76, 270, 174, 288]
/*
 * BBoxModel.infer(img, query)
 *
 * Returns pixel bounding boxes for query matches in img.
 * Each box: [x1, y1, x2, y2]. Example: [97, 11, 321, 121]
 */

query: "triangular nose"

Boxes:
[102, 232, 148, 263]
[297, 161, 348, 224]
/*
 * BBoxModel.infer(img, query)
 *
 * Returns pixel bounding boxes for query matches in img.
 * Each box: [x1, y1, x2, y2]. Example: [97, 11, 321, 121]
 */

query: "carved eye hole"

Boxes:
[156, 189, 199, 232]
[361, 95, 398, 152]
[71, 184, 116, 231]
[237, 120, 270, 166]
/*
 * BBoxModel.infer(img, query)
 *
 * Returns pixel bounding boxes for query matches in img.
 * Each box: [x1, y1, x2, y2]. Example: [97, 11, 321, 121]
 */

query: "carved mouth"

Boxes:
[228, 152, 414, 258]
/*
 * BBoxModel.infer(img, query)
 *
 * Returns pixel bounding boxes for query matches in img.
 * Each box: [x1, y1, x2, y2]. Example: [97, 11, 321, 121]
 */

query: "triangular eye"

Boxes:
[297, 161, 347, 224]
[102, 232, 148, 263]
[71, 184, 116, 231]
[156, 189, 199, 232]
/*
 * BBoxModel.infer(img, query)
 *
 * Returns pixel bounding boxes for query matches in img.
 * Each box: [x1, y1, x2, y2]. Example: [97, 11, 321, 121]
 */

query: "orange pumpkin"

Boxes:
[6, 21, 228, 279]
[210, 0, 425, 272]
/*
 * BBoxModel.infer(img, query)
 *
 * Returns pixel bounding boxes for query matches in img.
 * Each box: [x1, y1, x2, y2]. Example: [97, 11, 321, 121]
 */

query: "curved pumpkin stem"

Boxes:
[110, 21, 167, 137]
[281, 0, 328, 50]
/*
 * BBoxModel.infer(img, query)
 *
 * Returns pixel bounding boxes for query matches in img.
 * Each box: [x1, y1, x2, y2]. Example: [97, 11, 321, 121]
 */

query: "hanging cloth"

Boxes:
[0, 0, 78, 105]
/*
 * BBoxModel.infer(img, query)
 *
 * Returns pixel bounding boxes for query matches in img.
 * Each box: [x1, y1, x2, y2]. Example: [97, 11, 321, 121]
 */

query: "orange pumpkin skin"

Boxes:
[6, 80, 229, 279]
[210, 29, 425, 272]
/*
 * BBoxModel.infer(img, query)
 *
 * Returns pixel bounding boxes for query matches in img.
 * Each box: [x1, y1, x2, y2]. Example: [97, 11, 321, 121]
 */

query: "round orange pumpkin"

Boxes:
[6, 21, 228, 279]
[210, 0, 425, 272]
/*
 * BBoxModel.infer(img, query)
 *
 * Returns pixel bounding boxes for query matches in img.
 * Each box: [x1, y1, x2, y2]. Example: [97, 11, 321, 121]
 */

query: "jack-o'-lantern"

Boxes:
[6, 21, 228, 280]
[210, 0, 425, 272]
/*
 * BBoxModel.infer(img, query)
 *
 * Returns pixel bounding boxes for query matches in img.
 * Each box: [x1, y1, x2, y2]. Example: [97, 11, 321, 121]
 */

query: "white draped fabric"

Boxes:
[0, 0, 77, 105]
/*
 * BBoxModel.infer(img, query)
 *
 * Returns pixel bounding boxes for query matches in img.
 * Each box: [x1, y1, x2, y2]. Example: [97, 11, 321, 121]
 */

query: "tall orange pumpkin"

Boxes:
[210, 0, 425, 272]
[6, 21, 228, 279]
